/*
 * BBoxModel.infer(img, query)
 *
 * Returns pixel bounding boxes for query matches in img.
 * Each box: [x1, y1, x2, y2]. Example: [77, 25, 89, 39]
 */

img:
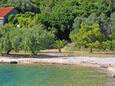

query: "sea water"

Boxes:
[0, 64, 107, 86]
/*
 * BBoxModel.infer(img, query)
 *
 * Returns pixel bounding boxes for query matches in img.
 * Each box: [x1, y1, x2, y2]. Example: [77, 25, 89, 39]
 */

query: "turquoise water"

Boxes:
[0, 64, 107, 86]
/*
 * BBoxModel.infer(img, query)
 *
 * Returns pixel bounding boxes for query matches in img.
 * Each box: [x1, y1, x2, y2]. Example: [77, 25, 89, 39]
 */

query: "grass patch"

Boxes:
[61, 44, 115, 57]
[0, 46, 115, 58]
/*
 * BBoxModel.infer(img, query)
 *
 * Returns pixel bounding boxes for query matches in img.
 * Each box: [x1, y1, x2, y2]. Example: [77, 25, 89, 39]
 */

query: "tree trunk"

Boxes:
[32, 51, 37, 56]
[90, 47, 93, 53]
[110, 41, 113, 51]
[59, 48, 61, 53]
[7, 49, 11, 55]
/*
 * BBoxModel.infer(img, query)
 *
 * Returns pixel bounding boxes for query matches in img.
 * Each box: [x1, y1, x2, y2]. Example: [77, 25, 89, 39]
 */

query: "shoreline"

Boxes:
[0, 55, 115, 77]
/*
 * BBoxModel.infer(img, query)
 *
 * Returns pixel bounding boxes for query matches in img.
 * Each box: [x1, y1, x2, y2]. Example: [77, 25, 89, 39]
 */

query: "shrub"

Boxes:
[102, 40, 111, 50]
[70, 23, 105, 53]
[55, 40, 67, 53]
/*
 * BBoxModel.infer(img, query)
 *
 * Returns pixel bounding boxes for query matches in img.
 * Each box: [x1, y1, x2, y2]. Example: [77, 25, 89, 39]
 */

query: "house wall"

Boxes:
[0, 17, 4, 26]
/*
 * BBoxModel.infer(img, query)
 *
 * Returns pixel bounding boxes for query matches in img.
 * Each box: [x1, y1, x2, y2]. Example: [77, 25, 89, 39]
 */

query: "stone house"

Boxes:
[0, 7, 17, 26]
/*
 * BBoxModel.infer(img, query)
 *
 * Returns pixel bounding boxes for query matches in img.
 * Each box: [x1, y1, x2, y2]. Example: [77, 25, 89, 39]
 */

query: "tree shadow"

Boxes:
[1, 53, 66, 58]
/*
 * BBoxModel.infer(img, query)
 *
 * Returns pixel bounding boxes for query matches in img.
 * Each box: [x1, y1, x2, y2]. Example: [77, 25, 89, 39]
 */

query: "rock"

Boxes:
[10, 61, 17, 64]
[100, 65, 108, 68]
[113, 76, 115, 78]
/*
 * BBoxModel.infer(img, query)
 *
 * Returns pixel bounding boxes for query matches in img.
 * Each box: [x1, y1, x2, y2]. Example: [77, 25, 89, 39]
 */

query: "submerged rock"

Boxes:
[10, 61, 17, 64]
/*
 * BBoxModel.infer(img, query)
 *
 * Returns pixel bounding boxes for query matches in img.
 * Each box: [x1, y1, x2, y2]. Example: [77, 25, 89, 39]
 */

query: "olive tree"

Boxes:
[0, 25, 55, 55]
[20, 26, 55, 54]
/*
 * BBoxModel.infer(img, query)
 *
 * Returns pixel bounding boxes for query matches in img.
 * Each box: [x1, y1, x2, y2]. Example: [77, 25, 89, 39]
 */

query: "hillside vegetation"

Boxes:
[0, 0, 115, 54]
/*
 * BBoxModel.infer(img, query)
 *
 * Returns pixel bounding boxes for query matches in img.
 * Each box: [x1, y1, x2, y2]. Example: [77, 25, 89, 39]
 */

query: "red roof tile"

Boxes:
[0, 7, 14, 17]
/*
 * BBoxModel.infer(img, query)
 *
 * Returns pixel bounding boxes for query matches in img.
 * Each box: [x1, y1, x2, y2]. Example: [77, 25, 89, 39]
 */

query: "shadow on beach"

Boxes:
[0, 53, 66, 58]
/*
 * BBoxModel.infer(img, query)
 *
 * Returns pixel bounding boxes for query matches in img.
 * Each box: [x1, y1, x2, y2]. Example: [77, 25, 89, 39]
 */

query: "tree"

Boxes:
[71, 17, 82, 35]
[1, 0, 115, 47]
[71, 13, 98, 35]
[102, 40, 111, 50]
[0, 28, 12, 54]
[19, 26, 55, 55]
[55, 40, 67, 53]
[110, 12, 115, 33]
[7, 0, 40, 13]
[39, 0, 79, 40]
[70, 23, 105, 53]
[112, 40, 115, 50]
[0, 25, 55, 55]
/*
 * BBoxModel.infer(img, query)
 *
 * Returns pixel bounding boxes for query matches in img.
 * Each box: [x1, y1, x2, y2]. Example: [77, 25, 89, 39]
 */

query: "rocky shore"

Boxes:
[0, 55, 115, 77]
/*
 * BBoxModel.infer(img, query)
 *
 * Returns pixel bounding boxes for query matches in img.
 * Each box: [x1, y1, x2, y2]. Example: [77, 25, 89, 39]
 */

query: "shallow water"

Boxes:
[0, 64, 108, 86]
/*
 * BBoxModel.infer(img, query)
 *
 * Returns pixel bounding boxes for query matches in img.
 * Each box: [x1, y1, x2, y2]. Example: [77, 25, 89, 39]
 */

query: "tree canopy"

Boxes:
[0, 25, 55, 54]
[0, 0, 115, 52]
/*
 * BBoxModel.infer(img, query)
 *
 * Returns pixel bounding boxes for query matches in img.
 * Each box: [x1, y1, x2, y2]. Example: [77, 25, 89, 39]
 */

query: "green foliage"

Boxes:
[1, 0, 115, 52]
[8, 12, 41, 27]
[102, 40, 111, 50]
[39, 0, 79, 39]
[112, 40, 115, 50]
[88, 41, 101, 49]
[0, 28, 12, 54]
[112, 32, 115, 40]
[20, 26, 55, 54]
[70, 17, 82, 35]
[70, 23, 105, 52]
[2, 0, 115, 35]
[0, 25, 55, 54]
[55, 40, 67, 53]
[0, 0, 40, 13]
[110, 12, 115, 32]
[56, 40, 67, 48]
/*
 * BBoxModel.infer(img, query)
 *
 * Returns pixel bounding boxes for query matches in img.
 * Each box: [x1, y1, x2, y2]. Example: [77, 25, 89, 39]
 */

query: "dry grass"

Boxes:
[40, 49, 115, 57]
[0, 47, 115, 58]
